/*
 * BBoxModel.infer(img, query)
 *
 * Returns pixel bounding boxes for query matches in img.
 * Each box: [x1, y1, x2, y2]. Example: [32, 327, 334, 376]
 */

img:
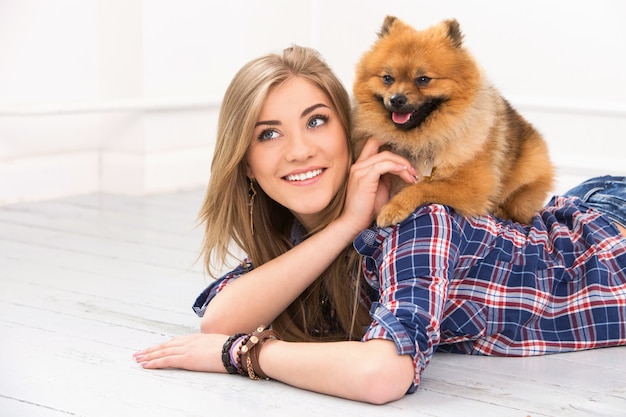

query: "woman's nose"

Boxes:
[285, 132, 315, 161]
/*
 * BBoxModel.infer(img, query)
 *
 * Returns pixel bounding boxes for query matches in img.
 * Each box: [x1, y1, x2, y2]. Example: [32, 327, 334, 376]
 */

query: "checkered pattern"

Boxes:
[355, 196, 626, 392]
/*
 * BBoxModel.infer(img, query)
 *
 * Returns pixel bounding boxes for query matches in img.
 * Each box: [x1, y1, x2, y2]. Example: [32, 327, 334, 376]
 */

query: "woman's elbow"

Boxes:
[199, 310, 254, 335]
[199, 315, 212, 333]
[199, 313, 228, 334]
[360, 353, 415, 405]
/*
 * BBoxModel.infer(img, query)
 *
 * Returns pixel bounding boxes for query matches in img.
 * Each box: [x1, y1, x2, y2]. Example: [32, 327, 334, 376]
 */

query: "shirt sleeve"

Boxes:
[361, 204, 460, 393]
[192, 259, 252, 317]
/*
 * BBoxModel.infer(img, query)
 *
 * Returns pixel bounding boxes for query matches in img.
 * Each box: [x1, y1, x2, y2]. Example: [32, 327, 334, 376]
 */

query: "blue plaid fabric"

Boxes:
[355, 195, 626, 393]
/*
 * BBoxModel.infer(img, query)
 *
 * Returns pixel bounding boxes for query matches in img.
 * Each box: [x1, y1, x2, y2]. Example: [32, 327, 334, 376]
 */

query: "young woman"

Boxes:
[134, 45, 626, 404]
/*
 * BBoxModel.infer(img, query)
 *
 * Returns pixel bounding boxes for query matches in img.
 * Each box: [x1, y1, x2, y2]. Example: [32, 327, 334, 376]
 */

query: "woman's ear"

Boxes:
[245, 162, 255, 179]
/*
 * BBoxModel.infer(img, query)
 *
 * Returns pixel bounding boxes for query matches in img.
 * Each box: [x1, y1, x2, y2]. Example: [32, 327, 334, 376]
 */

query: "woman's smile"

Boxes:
[284, 168, 325, 183]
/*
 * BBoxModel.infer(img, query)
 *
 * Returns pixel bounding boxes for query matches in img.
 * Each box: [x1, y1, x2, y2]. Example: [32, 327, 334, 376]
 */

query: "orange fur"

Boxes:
[352, 16, 554, 226]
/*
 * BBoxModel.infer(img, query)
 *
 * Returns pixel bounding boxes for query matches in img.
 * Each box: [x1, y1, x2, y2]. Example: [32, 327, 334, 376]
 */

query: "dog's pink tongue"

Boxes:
[392, 112, 412, 124]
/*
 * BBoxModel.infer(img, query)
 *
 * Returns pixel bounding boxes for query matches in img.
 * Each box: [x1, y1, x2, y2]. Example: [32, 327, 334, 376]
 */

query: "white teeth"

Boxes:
[285, 169, 323, 182]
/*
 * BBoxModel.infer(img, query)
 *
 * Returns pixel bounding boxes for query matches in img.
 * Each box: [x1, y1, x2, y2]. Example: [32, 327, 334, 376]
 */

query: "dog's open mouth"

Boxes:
[392, 112, 412, 124]
[390, 98, 445, 130]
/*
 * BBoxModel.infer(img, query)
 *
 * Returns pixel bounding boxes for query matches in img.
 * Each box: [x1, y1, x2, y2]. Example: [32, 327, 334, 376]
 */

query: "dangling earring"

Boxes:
[248, 178, 257, 236]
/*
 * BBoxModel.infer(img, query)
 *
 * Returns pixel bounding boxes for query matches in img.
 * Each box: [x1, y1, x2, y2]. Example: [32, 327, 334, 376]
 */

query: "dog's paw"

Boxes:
[376, 201, 414, 227]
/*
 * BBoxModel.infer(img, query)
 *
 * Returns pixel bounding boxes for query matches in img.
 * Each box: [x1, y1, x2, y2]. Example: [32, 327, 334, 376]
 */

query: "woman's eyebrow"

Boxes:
[255, 119, 280, 127]
[301, 103, 330, 117]
[255, 103, 330, 127]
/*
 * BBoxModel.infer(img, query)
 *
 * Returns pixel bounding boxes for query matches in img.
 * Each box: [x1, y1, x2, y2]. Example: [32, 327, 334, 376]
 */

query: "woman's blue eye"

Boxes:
[308, 114, 329, 128]
[258, 129, 279, 141]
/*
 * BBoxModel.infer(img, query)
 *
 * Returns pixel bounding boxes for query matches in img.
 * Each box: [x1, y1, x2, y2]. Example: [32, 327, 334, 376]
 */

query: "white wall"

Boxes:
[1, 0, 625, 204]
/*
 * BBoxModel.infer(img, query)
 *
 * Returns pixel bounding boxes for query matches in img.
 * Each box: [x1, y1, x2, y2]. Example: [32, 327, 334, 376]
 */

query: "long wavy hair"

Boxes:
[198, 45, 369, 341]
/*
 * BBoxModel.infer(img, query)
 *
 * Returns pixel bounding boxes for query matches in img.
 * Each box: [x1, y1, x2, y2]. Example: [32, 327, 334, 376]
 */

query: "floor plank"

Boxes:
[1, 190, 625, 416]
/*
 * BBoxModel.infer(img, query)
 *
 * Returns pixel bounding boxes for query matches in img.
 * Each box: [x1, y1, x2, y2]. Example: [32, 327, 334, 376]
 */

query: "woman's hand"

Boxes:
[133, 333, 228, 373]
[340, 138, 417, 233]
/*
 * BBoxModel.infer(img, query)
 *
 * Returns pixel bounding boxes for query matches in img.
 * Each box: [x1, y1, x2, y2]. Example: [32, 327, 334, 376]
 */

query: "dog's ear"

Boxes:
[444, 19, 463, 48]
[378, 15, 397, 38]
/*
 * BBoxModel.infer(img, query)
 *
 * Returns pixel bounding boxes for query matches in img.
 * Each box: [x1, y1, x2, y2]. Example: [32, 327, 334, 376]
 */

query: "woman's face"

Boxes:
[246, 77, 349, 230]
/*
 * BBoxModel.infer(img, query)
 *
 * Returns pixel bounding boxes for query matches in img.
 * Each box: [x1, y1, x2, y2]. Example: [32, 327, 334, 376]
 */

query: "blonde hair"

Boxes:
[198, 45, 369, 341]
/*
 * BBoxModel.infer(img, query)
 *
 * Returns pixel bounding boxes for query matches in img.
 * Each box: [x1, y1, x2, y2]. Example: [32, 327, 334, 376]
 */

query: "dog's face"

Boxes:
[353, 16, 481, 143]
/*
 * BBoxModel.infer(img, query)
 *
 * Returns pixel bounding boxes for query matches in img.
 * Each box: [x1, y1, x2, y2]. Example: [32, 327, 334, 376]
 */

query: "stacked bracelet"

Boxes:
[221, 333, 246, 374]
[238, 325, 281, 380]
[235, 334, 251, 375]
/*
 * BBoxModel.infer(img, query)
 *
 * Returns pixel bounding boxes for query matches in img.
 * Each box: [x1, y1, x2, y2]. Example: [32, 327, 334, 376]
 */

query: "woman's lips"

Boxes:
[284, 168, 324, 182]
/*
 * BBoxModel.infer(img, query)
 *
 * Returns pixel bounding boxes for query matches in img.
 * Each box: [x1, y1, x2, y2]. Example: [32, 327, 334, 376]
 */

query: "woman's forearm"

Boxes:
[259, 338, 414, 404]
[135, 333, 415, 404]
[200, 218, 361, 334]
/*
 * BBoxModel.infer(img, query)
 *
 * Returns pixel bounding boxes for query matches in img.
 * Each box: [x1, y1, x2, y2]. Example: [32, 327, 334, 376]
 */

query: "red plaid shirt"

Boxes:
[355, 196, 626, 392]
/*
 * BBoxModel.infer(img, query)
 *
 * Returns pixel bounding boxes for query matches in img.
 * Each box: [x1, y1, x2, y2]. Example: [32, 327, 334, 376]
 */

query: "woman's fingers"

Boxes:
[354, 138, 417, 183]
[135, 336, 187, 357]
[133, 333, 227, 372]
[356, 137, 383, 160]
[340, 137, 419, 232]
[134, 340, 186, 368]
[352, 154, 417, 186]
[135, 349, 183, 369]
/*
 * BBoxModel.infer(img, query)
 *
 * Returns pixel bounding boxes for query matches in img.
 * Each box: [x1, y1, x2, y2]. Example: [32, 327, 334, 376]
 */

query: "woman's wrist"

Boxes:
[221, 326, 281, 379]
[331, 214, 370, 244]
[221, 333, 246, 374]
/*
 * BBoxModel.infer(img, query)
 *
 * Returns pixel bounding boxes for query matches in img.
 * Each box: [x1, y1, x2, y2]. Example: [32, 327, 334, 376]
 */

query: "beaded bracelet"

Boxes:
[238, 325, 281, 380]
[221, 333, 246, 374]
[235, 334, 251, 376]
[229, 334, 247, 374]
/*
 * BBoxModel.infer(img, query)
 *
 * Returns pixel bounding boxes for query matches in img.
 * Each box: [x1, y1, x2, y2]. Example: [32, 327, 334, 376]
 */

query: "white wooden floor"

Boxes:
[1, 189, 625, 417]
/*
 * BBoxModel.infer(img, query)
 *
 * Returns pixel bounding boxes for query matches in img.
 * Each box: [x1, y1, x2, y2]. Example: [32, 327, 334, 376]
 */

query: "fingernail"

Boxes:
[134, 354, 144, 361]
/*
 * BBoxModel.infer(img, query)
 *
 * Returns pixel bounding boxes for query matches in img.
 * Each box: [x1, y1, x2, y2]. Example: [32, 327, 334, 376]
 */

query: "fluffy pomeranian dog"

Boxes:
[352, 16, 554, 226]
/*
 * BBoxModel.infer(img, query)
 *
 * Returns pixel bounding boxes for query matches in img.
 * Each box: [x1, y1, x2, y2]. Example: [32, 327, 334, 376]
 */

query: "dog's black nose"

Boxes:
[390, 94, 407, 108]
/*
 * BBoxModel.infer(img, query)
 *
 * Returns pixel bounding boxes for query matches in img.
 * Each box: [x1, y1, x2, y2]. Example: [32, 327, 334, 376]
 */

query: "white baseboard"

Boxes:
[0, 151, 100, 205]
[0, 146, 215, 206]
[100, 145, 214, 195]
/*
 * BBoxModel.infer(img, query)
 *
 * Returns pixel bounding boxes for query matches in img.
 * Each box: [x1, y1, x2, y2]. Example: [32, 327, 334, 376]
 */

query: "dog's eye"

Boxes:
[415, 76, 431, 87]
[382, 75, 395, 85]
